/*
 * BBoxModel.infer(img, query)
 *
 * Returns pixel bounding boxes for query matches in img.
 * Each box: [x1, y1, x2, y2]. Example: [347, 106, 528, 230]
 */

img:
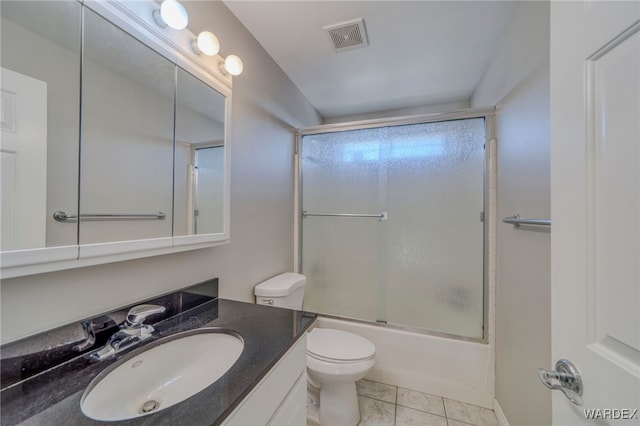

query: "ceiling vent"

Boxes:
[323, 18, 369, 53]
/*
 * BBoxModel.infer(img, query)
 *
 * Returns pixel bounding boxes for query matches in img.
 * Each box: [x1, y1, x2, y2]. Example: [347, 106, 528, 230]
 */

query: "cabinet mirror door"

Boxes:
[174, 68, 227, 237]
[0, 0, 81, 252]
[80, 8, 175, 245]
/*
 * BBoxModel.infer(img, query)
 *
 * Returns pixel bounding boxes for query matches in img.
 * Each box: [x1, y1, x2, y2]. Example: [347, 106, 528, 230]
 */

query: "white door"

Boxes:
[0, 67, 47, 251]
[550, 2, 640, 425]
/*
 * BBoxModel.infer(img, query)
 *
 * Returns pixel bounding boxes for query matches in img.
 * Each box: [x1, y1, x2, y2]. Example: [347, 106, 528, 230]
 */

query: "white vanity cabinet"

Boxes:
[222, 335, 307, 426]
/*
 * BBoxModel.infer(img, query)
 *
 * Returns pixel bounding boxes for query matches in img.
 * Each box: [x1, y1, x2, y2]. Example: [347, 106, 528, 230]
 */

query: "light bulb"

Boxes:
[195, 31, 220, 56]
[157, 0, 188, 30]
[224, 55, 244, 76]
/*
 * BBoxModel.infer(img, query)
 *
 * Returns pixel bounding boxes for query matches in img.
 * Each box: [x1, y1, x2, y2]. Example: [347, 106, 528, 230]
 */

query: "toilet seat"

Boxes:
[307, 328, 375, 363]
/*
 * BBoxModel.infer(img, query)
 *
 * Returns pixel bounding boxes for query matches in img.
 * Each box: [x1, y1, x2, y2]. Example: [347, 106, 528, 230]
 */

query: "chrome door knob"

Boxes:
[538, 359, 584, 406]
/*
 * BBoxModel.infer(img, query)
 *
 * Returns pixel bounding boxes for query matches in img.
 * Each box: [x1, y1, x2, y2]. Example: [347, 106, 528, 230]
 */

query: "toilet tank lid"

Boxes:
[254, 272, 306, 297]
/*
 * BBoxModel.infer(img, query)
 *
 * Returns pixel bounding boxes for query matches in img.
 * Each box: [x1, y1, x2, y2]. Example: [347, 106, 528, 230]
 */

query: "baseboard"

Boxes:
[493, 399, 510, 426]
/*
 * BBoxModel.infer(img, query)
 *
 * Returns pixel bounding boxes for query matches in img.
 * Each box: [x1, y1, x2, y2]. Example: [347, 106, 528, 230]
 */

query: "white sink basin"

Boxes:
[81, 328, 244, 421]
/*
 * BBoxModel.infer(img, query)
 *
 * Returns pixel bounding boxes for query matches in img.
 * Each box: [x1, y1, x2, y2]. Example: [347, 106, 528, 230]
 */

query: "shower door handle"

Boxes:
[302, 211, 388, 221]
[538, 359, 583, 405]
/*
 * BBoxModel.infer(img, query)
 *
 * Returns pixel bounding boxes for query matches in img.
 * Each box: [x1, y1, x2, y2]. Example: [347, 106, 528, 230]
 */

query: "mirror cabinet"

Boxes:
[1, 0, 231, 277]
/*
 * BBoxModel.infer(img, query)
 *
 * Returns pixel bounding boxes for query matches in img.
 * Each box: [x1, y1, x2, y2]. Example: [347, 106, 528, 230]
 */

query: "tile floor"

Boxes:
[308, 379, 499, 426]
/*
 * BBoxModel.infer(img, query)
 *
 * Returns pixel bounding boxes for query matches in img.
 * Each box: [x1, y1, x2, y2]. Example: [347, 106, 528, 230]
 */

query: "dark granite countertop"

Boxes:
[1, 297, 316, 426]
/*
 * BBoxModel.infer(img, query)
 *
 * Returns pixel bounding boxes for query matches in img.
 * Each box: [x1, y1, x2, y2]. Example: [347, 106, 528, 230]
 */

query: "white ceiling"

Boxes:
[224, 1, 517, 119]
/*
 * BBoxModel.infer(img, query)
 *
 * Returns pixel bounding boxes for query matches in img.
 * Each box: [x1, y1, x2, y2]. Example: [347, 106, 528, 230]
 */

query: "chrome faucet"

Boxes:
[91, 304, 166, 361]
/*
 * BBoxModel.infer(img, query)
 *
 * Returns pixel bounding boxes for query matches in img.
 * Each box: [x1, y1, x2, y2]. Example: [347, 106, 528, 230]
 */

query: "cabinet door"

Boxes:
[268, 372, 307, 426]
[174, 68, 226, 237]
[80, 8, 174, 246]
[0, 0, 81, 252]
[223, 336, 307, 426]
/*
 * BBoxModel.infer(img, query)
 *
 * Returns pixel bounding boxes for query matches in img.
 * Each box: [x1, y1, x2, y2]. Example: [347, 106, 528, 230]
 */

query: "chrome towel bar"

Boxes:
[503, 214, 551, 227]
[53, 211, 166, 222]
[302, 211, 388, 221]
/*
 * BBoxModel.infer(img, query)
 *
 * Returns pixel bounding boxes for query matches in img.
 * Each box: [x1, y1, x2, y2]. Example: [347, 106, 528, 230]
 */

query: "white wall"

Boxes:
[0, 1, 322, 344]
[471, 2, 551, 425]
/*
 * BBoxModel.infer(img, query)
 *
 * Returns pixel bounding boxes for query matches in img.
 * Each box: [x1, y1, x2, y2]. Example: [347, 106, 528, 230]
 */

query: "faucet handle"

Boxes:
[125, 304, 166, 328]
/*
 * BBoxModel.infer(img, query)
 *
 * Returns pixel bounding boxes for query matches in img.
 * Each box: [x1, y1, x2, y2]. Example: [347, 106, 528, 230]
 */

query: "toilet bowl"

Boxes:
[306, 328, 376, 426]
[254, 273, 377, 426]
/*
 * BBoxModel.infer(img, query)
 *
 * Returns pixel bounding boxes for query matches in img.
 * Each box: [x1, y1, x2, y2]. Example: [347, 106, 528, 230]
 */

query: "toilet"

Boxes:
[254, 273, 376, 426]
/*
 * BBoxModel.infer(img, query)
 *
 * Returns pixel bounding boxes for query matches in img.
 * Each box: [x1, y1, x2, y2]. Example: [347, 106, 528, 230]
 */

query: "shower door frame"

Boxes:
[295, 107, 495, 343]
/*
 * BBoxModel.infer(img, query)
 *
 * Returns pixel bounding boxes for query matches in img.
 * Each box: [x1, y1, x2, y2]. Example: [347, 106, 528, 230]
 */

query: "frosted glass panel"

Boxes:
[385, 120, 485, 337]
[302, 128, 385, 322]
[303, 128, 382, 214]
[302, 218, 382, 321]
[301, 118, 485, 338]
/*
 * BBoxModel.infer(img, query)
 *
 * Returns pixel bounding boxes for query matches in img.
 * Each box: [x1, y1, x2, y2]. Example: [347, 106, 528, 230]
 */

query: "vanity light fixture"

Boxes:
[192, 31, 220, 56]
[153, 0, 189, 30]
[150, 1, 244, 76]
[220, 55, 244, 76]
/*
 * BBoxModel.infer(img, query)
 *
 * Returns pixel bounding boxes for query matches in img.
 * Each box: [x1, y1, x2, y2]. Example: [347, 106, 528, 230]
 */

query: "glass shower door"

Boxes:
[383, 119, 485, 338]
[301, 127, 386, 322]
[301, 118, 485, 339]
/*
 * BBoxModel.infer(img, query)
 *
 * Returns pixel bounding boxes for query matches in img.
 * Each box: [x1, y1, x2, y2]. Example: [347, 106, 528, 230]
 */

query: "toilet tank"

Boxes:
[254, 272, 306, 310]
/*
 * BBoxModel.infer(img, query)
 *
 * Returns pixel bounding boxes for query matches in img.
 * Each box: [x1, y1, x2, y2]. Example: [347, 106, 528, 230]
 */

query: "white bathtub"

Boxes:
[313, 316, 495, 408]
